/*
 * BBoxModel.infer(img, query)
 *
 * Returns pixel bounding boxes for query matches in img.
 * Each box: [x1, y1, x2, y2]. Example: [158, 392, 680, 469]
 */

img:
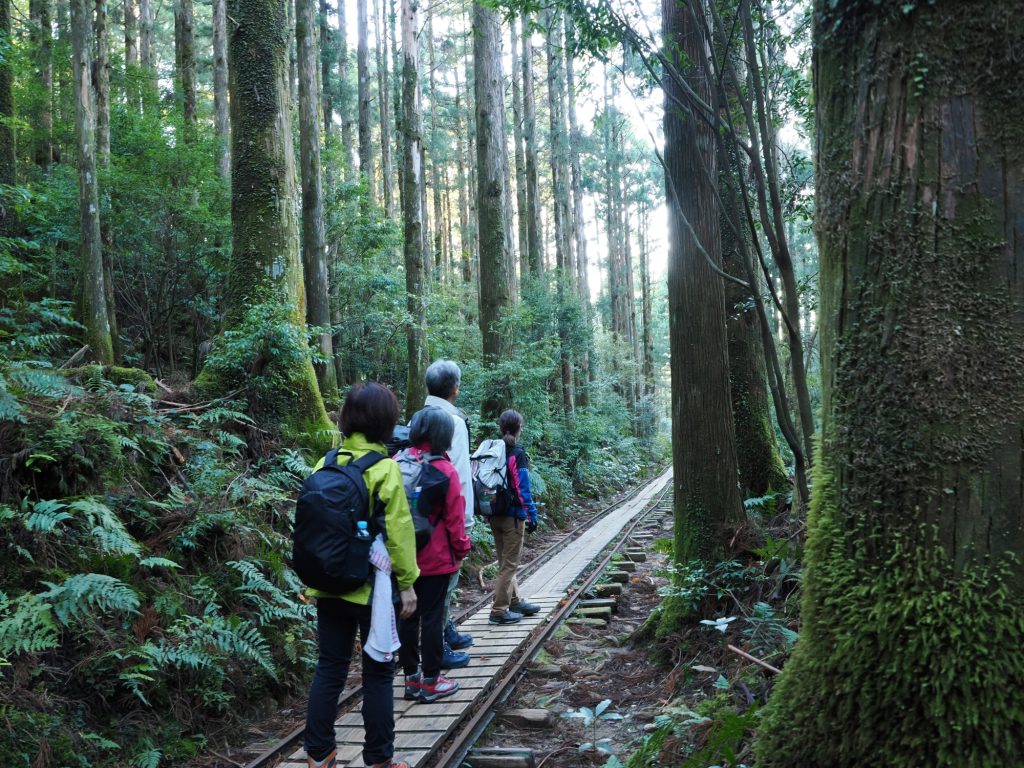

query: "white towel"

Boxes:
[364, 535, 401, 662]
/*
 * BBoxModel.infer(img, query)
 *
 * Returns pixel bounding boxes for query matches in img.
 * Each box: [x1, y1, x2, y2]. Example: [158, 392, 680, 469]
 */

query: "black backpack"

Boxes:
[394, 448, 450, 550]
[292, 449, 384, 593]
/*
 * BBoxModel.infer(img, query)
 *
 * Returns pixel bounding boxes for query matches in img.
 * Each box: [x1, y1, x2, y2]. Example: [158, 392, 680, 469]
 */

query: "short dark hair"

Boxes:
[409, 406, 455, 454]
[499, 409, 524, 437]
[339, 382, 400, 444]
[425, 359, 461, 399]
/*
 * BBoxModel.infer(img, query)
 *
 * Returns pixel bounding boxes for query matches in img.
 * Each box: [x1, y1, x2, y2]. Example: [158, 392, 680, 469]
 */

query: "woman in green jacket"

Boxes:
[304, 382, 420, 768]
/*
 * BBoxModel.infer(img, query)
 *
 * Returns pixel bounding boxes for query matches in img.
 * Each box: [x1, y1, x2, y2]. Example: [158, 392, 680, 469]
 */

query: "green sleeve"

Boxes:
[376, 461, 420, 590]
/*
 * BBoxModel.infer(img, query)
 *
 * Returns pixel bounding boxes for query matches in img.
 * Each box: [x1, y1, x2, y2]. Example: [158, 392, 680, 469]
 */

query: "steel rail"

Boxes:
[421, 482, 672, 768]
[242, 470, 670, 768]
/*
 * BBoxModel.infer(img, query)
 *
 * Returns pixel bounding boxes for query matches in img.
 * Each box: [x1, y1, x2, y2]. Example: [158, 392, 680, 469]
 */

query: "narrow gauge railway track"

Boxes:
[242, 470, 672, 768]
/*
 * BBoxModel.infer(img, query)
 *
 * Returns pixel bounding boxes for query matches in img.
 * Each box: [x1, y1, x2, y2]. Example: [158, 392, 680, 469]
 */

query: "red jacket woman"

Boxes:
[396, 407, 470, 703]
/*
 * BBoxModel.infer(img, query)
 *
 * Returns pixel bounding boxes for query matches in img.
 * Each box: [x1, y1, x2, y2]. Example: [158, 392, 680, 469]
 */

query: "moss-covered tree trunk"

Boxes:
[174, 0, 196, 126]
[474, 0, 512, 418]
[757, 3, 1024, 765]
[297, 0, 337, 402]
[94, 0, 110, 163]
[71, 0, 114, 364]
[520, 15, 541, 278]
[663, 0, 743, 570]
[722, 185, 786, 498]
[0, 0, 14, 213]
[30, 0, 53, 171]
[203, 0, 334, 449]
[401, 0, 426, 416]
[356, 0, 374, 205]
[213, 0, 230, 180]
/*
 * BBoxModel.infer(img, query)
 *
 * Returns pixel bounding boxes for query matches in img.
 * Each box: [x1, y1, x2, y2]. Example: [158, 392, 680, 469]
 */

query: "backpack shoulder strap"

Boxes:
[322, 448, 340, 468]
[351, 450, 386, 473]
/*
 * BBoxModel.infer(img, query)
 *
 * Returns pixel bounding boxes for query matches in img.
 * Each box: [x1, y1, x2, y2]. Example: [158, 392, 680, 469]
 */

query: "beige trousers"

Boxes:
[490, 515, 524, 612]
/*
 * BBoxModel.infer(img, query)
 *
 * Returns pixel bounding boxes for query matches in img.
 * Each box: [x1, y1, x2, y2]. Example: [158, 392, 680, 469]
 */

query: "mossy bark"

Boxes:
[757, 3, 1024, 765]
[722, 191, 787, 498]
[474, 1, 512, 419]
[71, 0, 114, 365]
[662, 0, 744, 575]
[204, 0, 334, 451]
[400, 0, 426, 417]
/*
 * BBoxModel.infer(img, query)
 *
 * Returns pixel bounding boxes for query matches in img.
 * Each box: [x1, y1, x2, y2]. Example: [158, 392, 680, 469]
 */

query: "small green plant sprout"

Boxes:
[741, 602, 798, 656]
[700, 615, 736, 634]
[561, 698, 625, 753]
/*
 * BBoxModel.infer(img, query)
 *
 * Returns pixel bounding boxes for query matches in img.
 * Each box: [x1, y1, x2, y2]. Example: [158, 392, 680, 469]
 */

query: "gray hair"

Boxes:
[409, 406, 455, 454]
[425, 359, 462, 399]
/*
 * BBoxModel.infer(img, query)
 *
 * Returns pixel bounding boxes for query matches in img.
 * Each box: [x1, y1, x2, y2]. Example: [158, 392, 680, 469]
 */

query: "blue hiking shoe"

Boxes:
[440, 642, 470, 669]
[444, 620, 473, 650]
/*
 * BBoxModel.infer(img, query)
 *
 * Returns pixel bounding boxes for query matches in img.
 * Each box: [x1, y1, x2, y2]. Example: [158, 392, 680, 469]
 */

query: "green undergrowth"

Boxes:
[626, 538, 802, 768]
[0, 349, 319, 766]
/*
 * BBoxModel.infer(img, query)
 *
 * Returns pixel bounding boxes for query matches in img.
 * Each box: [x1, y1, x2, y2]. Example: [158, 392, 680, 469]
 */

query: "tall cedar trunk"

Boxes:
[722, 175, 786, 497]
[297, 0, 337, 399]
[521, 15, 541, 276]
[663, 0, 743, 568]
[138, 0, 157, 97]
[71, 0, 114, 363]
[510, 17, 529, 282]
[174, 0, 197, 126]
[208, 0, 334, 448]
[318, 0, 331, 135]
[738, 0, 814, 461]
[427, 7, 445, 280]
[757, 3, 1024, 765]
[94, 0, 118, 353]
[454, 63, 471, 285]
[94, 0, 110, 162]
[357, 0, 374, 205]
[30, 0, 53, 170]
[639, 202, 654, 397]
[0, 0, 12, 230]
[286, 0, 297, 104]
[375, 0, 394, 216]
[474, 0, 511, 417]
[337, 0, 353, 177]
[623, 202, 640, 411]
[401, 0, 426, 415]
[213, 0, 230, 179]
[123, 0, 136, 65]
[565, 17, 591, 403]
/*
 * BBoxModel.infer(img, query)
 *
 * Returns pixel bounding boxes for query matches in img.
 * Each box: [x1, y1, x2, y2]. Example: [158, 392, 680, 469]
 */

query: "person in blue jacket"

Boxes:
[488, 409, 542, 625]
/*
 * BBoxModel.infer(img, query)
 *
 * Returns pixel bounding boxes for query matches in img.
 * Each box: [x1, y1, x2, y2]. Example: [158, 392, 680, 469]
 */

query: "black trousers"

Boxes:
[398, 573, 451, 678]
[305, 597, 395, 765]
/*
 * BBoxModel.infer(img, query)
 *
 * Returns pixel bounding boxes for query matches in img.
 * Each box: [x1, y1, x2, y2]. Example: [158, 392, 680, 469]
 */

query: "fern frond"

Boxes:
[129, 741, 162, 768]
[139, 556, 182, 570]
[195, 407, 254, 426]
[23, 498, 73, 533]
[0, 592, 59, 656]
[69, 498, 143, 558]
[0, 387, 24, 423]
[8, 366, 78, 399]
[38, 573, 141, 625]
[280, 449, 315, 478]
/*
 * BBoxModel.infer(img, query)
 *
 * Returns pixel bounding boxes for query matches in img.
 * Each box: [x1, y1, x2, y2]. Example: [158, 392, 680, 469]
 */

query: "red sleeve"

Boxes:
[441, 461, 471, 560]
[507, 452, 525, 507]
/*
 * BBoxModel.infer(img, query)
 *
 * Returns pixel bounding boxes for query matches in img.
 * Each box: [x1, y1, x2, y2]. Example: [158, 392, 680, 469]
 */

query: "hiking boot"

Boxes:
[488, 609, 523, 625]
[444, 620, 473, 650]
[440, 642, 470, 669]
[368, 761, 411, 768]
[509, 599, 540, 616]
[403, 672, 422, 701]
[307, 750, 336, 768]
[419, 673, 459, 702]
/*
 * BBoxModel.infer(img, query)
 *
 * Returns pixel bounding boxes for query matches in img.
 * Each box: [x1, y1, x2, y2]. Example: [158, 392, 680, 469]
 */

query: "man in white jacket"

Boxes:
[423, 360, 474, 666]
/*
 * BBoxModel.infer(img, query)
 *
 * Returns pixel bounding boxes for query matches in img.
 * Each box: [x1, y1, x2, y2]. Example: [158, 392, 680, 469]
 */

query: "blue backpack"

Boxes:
[292, 449, 383, 593]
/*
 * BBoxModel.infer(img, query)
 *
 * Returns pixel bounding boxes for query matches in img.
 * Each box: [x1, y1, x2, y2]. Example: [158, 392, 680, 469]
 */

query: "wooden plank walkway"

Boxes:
[281, 469, 672, 768]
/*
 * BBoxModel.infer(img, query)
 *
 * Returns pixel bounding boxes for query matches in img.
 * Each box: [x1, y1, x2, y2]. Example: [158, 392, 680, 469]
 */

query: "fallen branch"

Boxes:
[59, 345, 89, 369]
[727, 644, 781, 675]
